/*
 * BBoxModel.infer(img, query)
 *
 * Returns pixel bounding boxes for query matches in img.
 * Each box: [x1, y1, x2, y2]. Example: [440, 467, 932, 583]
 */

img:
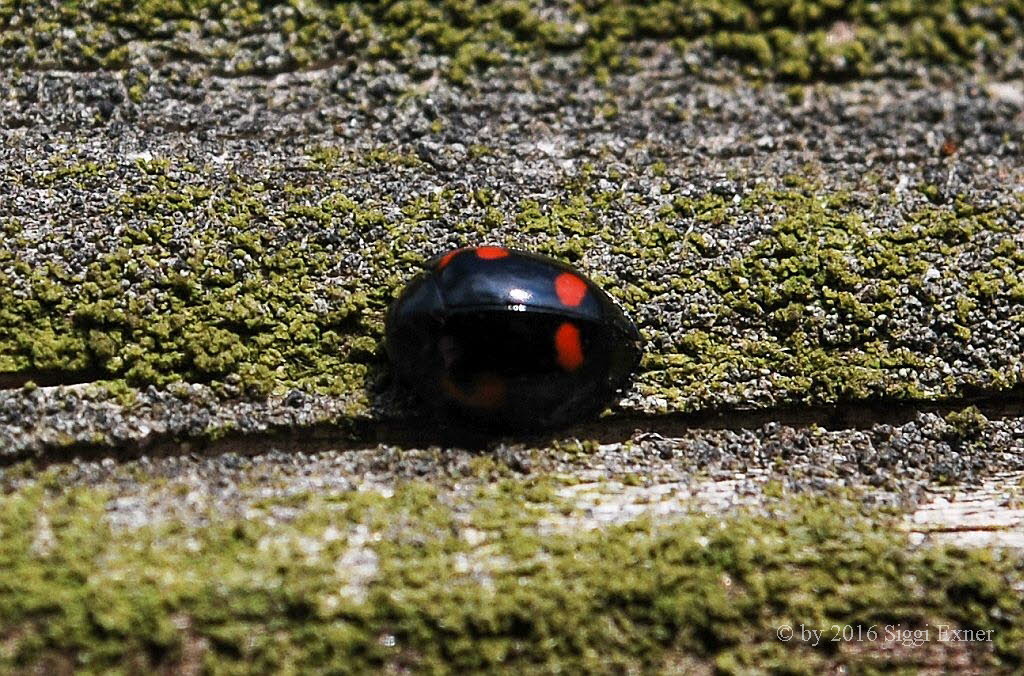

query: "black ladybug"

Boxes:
[385, 246, 642, 431]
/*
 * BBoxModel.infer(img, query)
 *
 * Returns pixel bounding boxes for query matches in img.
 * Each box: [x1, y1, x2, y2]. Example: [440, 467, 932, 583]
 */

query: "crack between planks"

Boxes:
[4, 389, 1024, 468]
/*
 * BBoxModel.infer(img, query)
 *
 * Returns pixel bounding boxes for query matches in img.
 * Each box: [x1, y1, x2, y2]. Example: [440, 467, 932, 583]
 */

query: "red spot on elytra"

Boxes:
[475, 246, 509, 260]
[554, 273, 588, 307]
[442, 374, 506, 409]
[437, 249, 462, 269]
[554, 322, 584, 372]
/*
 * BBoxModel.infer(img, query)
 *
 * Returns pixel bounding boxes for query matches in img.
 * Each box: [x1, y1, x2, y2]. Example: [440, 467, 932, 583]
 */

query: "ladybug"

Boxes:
[385, 246, 642, 431]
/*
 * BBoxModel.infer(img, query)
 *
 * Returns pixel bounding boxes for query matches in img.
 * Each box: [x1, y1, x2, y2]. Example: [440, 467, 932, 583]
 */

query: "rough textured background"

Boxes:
[3, 1, 1024, 672]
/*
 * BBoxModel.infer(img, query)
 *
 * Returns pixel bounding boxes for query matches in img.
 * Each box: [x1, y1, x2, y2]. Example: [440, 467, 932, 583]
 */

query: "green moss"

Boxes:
[0, 1, 1021, 82]
[0, 154, 417, 406]
[633, 178, 1023, 409]
[944, 406, 989, 439]
[40, 160, 114, 186]
[0, 479, 1021, 672]
[125, 71, 150, 104]
[3, 153, 1023, 418]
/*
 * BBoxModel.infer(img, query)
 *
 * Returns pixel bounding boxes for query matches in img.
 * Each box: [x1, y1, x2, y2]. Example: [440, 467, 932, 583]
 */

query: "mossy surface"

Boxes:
[0, 152, 410, 408]
[1, 475, 1021, 673]
[635, 182, 1024, 409]
[2, 153, 1021, 416]
[0, 0, 1021, 81]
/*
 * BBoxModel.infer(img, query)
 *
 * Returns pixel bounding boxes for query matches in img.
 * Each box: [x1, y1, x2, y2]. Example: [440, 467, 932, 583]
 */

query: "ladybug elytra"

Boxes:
[385, 246, 642, 430]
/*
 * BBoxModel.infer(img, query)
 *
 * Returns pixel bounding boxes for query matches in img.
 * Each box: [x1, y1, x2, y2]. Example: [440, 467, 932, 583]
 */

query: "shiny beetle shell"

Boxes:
[385, 246, 642, 430]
